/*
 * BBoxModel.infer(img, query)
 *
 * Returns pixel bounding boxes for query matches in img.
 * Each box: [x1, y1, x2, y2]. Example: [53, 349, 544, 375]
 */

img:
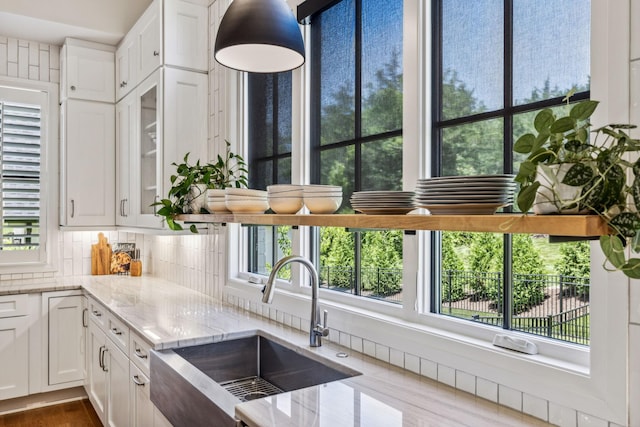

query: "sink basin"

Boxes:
[150, 332, 360, 426]
[173, 334, 356, 401]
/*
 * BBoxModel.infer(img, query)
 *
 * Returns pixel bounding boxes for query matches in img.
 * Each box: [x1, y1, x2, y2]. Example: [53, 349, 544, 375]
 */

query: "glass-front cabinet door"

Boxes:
[136, 69, 163, 228]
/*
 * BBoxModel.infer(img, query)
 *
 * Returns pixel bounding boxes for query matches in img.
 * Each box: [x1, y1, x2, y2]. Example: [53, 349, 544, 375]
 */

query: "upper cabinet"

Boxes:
[61, 39, 115, 103]
[115, 0, 208, 102]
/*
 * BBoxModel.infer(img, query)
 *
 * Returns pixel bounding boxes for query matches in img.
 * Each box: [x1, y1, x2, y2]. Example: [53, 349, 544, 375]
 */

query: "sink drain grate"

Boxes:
[220, 376, 283, 402]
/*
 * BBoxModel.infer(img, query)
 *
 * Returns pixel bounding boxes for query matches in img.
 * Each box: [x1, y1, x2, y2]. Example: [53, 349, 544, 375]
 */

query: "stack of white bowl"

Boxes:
[267, 185, 304, 214]
[206, 189, 229, 213]
[303, 185, 343, 214]
[224, 188, 269, 213]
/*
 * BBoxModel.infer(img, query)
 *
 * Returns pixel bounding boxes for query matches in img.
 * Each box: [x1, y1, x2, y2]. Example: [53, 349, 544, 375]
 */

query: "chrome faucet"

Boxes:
[262, 255, 329, 347]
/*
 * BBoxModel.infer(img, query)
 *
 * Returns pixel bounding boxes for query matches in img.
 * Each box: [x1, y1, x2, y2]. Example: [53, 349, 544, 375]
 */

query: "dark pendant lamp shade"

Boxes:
[214, 0, 305, 73]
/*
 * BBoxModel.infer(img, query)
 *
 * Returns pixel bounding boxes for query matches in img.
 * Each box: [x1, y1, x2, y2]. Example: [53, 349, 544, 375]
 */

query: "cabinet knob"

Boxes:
[70, 85, 76, 91]
[120, 81, 127, 88]
[153, 50, 159, 57]
[132, 375, 146, 386]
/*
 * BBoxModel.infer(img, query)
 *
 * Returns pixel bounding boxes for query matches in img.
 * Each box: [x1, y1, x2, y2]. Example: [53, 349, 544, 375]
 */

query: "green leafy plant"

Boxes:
[514, 95, 640, 278]
[153, 141, 248, 232]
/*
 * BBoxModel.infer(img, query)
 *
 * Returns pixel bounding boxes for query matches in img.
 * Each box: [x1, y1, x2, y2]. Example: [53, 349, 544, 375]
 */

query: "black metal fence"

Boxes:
[319, 265, 590, 344]
[441, 270, 590, 345]
[319, 265, 403, 304]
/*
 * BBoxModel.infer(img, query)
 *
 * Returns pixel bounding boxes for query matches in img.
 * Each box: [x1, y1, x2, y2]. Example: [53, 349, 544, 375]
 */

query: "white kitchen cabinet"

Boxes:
[162, 67, 208, 193]
[164, 0, 208, 72]
[116, 34, 138, 101]
[116, 91, 137, 226]
[0, 294, 29, 400]
[60, 100, 115, 227]
[130, 362, 154, 427]
[61, 39, 115, 103]
[137, 0, 163, 83]
[87, 319, 108, 425]
[47, 294, 85, 385]
[105, 340, 131, 427]
[116, 66, 207, 229]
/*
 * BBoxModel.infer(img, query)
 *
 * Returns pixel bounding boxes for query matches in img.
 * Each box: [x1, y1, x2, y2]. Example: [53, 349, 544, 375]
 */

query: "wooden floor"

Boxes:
[0, 400, 101, 427]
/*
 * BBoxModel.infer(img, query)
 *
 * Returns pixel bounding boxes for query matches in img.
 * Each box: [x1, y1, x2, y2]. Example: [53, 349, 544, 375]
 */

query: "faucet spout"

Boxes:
[262, 255, 329, 347]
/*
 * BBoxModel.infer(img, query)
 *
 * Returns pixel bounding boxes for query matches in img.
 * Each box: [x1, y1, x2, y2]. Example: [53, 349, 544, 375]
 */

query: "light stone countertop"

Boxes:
[2, 275, 551, 426]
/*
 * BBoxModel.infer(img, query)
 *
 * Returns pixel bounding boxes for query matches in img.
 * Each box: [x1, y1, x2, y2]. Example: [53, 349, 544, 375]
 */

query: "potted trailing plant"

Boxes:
[153, 141, 248, 232]
[514, 95, 640, 278]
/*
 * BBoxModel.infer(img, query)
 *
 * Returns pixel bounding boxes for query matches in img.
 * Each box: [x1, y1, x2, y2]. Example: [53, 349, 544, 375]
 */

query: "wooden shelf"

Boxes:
[176, 213, 610, 237]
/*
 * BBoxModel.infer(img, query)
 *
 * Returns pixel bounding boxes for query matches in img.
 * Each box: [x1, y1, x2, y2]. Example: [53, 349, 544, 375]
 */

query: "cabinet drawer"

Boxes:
[107, 313, 130, 353]
[0, 294, 28, 318]
[88, 298, 107, 329]
[130, 332, 152, 376]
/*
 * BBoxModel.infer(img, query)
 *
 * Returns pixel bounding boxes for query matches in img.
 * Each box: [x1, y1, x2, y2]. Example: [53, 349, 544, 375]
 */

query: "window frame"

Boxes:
[225, 1, 629, 422]
[0, 78, 58, 271]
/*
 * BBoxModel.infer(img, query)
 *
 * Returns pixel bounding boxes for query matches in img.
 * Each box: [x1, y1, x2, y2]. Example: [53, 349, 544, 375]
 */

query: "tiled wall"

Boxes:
[0, 37, 60, 83]
[53, 229, 226, 299]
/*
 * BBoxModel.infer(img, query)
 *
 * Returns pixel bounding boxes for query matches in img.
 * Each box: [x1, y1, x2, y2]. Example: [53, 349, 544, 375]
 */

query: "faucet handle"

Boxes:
[316, 310, 330, 337]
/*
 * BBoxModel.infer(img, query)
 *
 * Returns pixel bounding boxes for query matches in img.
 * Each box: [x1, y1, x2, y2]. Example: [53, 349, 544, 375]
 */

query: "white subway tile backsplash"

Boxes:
[363, 339, 376, 358]
[389, 348, 404, 368]
[437, 365, 456, 388]
[350, 336, 363, 353]
[576, 412, 608, 427]
[549, 402, 577, 427]
[476, 377, 498, 403]
[419, 358, 437, 380]
[523, 393, 548, 422]
[404, 353, 420, 374]
[498, 384, 522, 412]
[455, 370, 475, 395]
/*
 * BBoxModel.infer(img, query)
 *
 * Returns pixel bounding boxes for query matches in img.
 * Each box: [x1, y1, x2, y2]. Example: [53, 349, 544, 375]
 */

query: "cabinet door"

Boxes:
[137, 0, 162, 83]
[164, 0, 208, 72]
[87, 321, 108, 426]
[163, 68, 208, 199]
[48, 295, 85, 385]
[116, 92, 138, 227]
[62, 100, 115, 227]
[130, 362, 154, 427]
[0, 317, 28, 400]
[65, 45, 115, 103]
[136, 70, 164, 229]
[106, 342, 130, 427]
[116, 35, 138, 101]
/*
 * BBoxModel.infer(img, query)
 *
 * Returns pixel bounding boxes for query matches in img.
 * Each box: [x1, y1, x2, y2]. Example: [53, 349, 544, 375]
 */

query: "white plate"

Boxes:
[352, 191, 415, 196]
[414, 198, 513, 204]
[417, 202, 511, 215]
[415, 193, 514, 201]
[417, 174, 516, 182]
[354, 207, 415, 215]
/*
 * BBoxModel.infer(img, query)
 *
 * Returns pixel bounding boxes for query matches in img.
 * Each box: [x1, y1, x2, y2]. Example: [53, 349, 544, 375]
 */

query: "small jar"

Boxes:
[130, 260, 142, 277]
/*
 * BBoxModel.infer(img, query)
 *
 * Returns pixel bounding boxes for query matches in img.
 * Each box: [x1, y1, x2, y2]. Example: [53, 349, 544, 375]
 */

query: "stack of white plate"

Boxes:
[303, 185, 343, 214]
[267, 185, 304, 214]
[225, 188, 269, 213]
[350, 191, 415, 215]
[414, 174, 517, 214]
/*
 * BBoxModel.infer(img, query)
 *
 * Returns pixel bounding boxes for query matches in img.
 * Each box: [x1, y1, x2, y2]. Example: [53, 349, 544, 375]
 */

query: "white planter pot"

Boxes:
[533, 164, 589, 214]
[187, 183, 208, 214]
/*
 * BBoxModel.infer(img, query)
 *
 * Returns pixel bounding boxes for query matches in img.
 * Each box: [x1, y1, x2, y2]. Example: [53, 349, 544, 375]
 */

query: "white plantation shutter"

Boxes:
[0, 101, 41, 250]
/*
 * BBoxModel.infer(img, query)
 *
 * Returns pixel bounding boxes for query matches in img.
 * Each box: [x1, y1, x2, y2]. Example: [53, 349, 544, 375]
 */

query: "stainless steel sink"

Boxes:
[150, 332, 360, 426]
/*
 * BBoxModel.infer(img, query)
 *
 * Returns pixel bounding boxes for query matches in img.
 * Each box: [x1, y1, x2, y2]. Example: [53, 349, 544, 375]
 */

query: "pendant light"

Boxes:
[214, 0, 305, 73]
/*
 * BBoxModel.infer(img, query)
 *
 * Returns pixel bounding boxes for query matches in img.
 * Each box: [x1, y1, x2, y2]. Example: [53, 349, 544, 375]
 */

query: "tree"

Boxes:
[442, 232, 466, 302]
[361, 230, 403, 296]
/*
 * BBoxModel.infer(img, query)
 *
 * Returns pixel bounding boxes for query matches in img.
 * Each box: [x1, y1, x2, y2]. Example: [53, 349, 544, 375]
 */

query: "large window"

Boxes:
[310, 0, 404, 304]
[0, 86, 49, 265]
[247, 73, 293, 278]
[432, 0, 591, 344]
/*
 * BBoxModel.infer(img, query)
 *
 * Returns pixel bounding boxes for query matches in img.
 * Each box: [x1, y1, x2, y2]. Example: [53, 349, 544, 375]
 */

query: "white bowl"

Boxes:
[225, 188, 268, 198]
[226, 199, 269, 213]
[302, 191, 343, 197]
[207, 199, 231, 213]
[206, 189, 226, 198]
[303, 184, 342, 192]
[268, 195, 304, 214]
[303, 195, 342, 214]
[267, 184, 303, 194]
[225, 194, 268, 202]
